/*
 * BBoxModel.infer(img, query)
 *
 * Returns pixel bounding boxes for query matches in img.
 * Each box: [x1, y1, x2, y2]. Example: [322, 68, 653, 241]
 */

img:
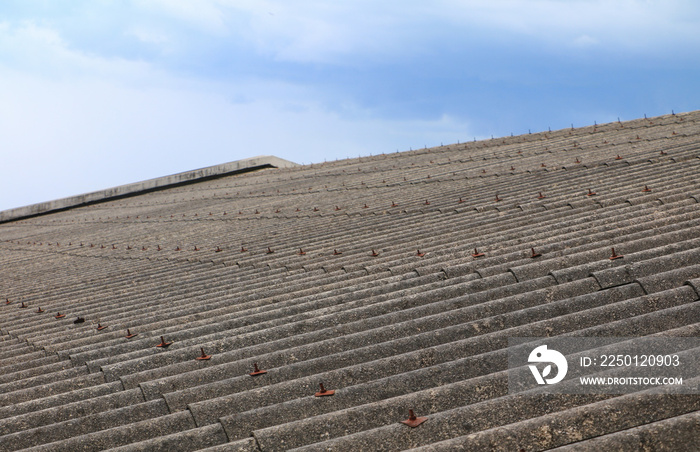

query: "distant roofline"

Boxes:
[0, 155, 299, 224]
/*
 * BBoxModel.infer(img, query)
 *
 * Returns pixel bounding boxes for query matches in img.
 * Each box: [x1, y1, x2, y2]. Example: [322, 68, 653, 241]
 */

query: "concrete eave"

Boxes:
[0, 155, 299, 223]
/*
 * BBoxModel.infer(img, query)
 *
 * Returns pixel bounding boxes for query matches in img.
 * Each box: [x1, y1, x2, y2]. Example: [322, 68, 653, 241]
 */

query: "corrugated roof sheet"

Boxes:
[1, 111, 699, 451]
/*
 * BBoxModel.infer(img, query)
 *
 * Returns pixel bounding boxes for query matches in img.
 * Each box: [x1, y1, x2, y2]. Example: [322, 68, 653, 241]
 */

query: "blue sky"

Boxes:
[1, 0, 699, 211]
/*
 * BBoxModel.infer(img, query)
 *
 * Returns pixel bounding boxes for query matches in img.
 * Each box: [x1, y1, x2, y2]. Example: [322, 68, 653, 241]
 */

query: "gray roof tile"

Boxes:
[2, 111, 699, 450]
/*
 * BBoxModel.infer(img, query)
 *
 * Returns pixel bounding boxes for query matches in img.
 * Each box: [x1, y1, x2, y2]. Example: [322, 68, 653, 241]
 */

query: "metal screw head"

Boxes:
[156, 336, 172, 348]
[196, 348, 211, 360]
[250, 362, 267, 376]
[609, 248, 624, 260]
[401, 409, 427, 427]
[315, 382, 335, 397]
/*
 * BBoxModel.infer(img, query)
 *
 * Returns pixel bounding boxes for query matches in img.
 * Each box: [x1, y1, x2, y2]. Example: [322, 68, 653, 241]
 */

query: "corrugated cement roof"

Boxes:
[1, 111, 699, 451]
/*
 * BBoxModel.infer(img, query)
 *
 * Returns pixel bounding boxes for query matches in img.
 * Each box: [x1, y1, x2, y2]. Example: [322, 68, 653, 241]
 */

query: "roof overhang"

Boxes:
[0, 155, 298, 223]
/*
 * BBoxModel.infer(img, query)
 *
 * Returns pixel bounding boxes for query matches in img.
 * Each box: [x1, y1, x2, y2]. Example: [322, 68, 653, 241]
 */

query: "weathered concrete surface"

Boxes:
[0, 155, 298, 223]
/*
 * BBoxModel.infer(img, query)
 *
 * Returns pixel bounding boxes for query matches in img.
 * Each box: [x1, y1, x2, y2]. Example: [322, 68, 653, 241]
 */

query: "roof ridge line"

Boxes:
[0, 155, 298, 224]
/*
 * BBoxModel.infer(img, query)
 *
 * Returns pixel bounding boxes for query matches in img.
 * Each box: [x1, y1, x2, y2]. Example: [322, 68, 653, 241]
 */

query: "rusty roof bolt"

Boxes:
[537, 192, 546, 199]
[541, 163, 546, 168]
[530, 248, 542, 258]
[20, 301, 27, 308]
[97, 323, 107, 331]
[5, 298, 11, 305]
[298, 248, 306, 255]
[250, 362, 267, 376]
[215, 246, 222, 253]
[495, 195, 501, 202]
[575, 158, 581, 164]
[335, 206, 341, 211]
[142, 246, 147, 251]
[458, 197, 465, 204]
[660, 150, 667, 155]
[255, 209, 259, 214]
[156, 336, 172, 348]
[401, 409, 427, 428]
[615, 155, 623, 160]
[267, 247, 274, 254]
[416, 250, 425, 257]
[157, 245, 162, 251]
[510, 166, 515, 171]
[175, 246, 181, 251]
[295, 208, 300, 212]
[472, 248, 485, 258]
[125, 329, 138, 339]
[333, 249, 342, 255]
[424, 200, 430, 205]
[275, 209, 281, 213]
[315, 382, 335, 397]
[55, 312, 66, 319]
[241, 246, 247, 252]
[371, 249, 379, 257]
[112, 244, 117, 249]
[193, 246, 199, 251]
[363, 203, 369, 208]
[642, 185, 651, 192]
[587, 189, 596, 196]
[36, 307, 44, 313]
[609, 248, 624, 260]
[391, 201, 398, 207]
[196, 348, 211, 361]
[313, 207, 319, 211]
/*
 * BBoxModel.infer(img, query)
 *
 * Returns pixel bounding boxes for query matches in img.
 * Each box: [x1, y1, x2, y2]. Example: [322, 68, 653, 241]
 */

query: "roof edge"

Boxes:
[0, 155, 299, 224]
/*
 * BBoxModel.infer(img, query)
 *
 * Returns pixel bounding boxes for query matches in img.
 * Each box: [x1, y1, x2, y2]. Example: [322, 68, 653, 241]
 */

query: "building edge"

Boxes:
[0, 155, 299, 224]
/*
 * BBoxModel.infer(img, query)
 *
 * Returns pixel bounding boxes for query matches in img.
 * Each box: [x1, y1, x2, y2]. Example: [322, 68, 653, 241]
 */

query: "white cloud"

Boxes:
[133, 0, 229, 35]
[573, 34, 599, 48]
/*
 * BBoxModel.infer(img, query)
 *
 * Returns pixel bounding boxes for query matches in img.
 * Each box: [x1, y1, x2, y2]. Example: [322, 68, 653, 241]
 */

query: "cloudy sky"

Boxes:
[1, 1, 699, 211]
